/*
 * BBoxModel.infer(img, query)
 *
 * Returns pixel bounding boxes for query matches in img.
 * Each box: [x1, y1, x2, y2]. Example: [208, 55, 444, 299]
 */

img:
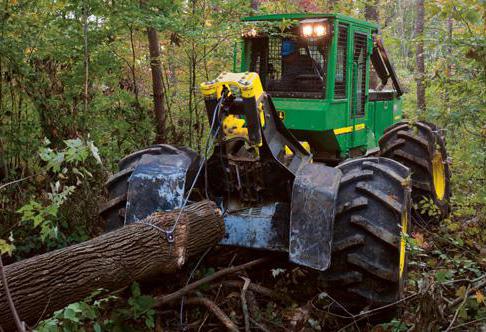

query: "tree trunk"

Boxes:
[415, 0, 426, 112]
[147, 27, 166, 143]
[0, 200, 224, 330]
[445, 16, 453, 112]
[0, 138, 6, 181]
[365, 0, 380, 90]
[129, 25, 140, 109]
[364, 0, 379, 23]
[82, 2, 89, 131]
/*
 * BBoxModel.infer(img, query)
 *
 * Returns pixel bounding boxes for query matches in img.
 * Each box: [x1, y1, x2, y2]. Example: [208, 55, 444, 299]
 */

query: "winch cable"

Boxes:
[138, 92, 226, 253]
[175, 96, 225, 328]
[204, 99, 224, 199]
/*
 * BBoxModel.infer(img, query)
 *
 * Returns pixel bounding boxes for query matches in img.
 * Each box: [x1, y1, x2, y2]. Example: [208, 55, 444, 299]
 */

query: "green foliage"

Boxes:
[0, 236, 15, 255]
[35, 283, 156, 332]
[379, 319, 411, 331]
[417, 196, 441, 218]
[35, 289, 116, 332]
[6, 138, 103, 257]
[14, 137, 97, 242]
[107, 282, 156, 330]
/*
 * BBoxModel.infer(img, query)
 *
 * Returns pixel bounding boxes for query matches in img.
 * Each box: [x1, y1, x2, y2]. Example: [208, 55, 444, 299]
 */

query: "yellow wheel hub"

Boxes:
[432, 151, 446, 201]
[399, 208, 408, 280]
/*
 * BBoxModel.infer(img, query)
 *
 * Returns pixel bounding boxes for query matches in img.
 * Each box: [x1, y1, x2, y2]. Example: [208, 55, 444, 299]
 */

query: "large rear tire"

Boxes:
[323, 157, 411, 315]
[99, 145, 198, 231]
[379, 120, 451, 220]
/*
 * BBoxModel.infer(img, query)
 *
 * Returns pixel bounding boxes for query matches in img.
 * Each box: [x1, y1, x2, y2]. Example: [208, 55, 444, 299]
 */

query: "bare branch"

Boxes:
[240, 277, 250, 332]
[447, 277, 486, 308]
[445, 285, 471, 331]
[185, 297, 238, 332]
[216, 280, 291, 303]
[0, 175, 34, 191]
[155, 257, 272, 306]
[0, 255, 26, 332]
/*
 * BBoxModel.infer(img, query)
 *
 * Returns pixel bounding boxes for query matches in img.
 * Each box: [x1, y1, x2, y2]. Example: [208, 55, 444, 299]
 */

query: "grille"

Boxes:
[250, 31, 329, 99]
[334, 24, 348, 99]
[352, 32, 367, 117]
[249, 38, 267, 86]
[268, 38, 283, 81]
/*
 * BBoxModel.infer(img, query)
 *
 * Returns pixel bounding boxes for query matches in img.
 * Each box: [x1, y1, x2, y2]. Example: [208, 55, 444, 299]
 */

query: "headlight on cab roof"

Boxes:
[300, 18, 332, 39]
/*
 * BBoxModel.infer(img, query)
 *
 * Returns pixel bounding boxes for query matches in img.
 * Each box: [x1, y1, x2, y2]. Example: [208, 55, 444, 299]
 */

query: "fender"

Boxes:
[289, 163, 342, 271]
[125, 146, 200, 224]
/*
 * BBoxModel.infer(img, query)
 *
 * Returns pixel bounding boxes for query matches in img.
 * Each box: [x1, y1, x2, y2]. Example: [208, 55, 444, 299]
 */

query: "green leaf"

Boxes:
[33, 215, 45, 228]
[35, 318, 59, 332]
[93, 323, 102, 332]
[146, 316, 155, 328]
[435, 269, 454, 283]
[131, 282, 141, 297]
[63, 307, 80, 322]
[0, 239, 15, 255]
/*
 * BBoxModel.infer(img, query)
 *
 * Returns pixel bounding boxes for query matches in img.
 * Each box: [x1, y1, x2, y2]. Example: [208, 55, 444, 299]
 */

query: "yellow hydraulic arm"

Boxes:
[200, 72, 265, 148]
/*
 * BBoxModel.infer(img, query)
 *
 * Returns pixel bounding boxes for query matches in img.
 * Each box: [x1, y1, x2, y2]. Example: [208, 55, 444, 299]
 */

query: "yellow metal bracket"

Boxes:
[200, 72, 264, 101]
[201, 72, 266, 144]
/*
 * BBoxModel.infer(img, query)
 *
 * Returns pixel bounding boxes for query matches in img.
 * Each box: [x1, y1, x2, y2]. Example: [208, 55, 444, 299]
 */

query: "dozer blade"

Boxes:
[220, 202, 290, 251]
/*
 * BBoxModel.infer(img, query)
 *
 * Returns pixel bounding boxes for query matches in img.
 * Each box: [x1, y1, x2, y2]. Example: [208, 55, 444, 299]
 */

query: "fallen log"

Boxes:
[0, 200, 224, 330]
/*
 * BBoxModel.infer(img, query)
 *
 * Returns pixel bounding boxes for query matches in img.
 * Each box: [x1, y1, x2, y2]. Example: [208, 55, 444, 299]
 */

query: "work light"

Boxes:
[314, 24, 327, 37]
[300, 19, 331, 39]
[302, 24, 314, 37]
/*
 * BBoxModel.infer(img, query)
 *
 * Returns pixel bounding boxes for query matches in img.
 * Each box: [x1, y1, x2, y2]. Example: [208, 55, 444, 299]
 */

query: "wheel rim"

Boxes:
[432, 151, 446, 201]
[399, 207, 408, 280]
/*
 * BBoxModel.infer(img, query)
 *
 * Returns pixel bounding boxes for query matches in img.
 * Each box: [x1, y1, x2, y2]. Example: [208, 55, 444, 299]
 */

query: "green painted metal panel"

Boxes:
[274, 98, 348, 131]
[367, 129, 378, 150]
[241, 13, 379, 30]
[233, 42, 238, 72]
[367, 98, 403, 146]
[327, 19, 339, 100]
[367, 101, 376, 134]
[241, 40, 250, 71]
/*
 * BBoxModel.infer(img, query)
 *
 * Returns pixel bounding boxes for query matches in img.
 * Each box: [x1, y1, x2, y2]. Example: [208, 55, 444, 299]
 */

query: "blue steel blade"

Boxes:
[220, 203, 289, 252]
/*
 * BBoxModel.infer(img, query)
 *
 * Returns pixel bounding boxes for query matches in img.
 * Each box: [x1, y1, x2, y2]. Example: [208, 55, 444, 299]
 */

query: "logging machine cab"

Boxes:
[236, 13, 403, 161]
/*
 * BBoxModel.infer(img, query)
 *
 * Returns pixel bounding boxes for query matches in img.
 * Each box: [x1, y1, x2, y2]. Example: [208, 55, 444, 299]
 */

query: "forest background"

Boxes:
[0, 0, 485, 330]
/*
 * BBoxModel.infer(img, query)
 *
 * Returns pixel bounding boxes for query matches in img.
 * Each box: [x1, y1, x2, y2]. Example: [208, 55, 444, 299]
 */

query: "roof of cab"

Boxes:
[241, 13, 379, 30]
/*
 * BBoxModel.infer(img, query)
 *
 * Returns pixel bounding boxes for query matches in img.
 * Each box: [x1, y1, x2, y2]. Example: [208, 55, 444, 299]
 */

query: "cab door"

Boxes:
[351, 31, 368, 118]
[349, 29, 370, 150]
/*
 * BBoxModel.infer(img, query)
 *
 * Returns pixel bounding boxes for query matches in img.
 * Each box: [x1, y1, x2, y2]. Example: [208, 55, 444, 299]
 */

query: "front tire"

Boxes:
[323, 157, 411, 315]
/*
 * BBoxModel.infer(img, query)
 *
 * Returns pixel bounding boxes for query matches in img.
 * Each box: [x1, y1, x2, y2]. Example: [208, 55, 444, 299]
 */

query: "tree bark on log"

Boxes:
[0, 200, 224, 330]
